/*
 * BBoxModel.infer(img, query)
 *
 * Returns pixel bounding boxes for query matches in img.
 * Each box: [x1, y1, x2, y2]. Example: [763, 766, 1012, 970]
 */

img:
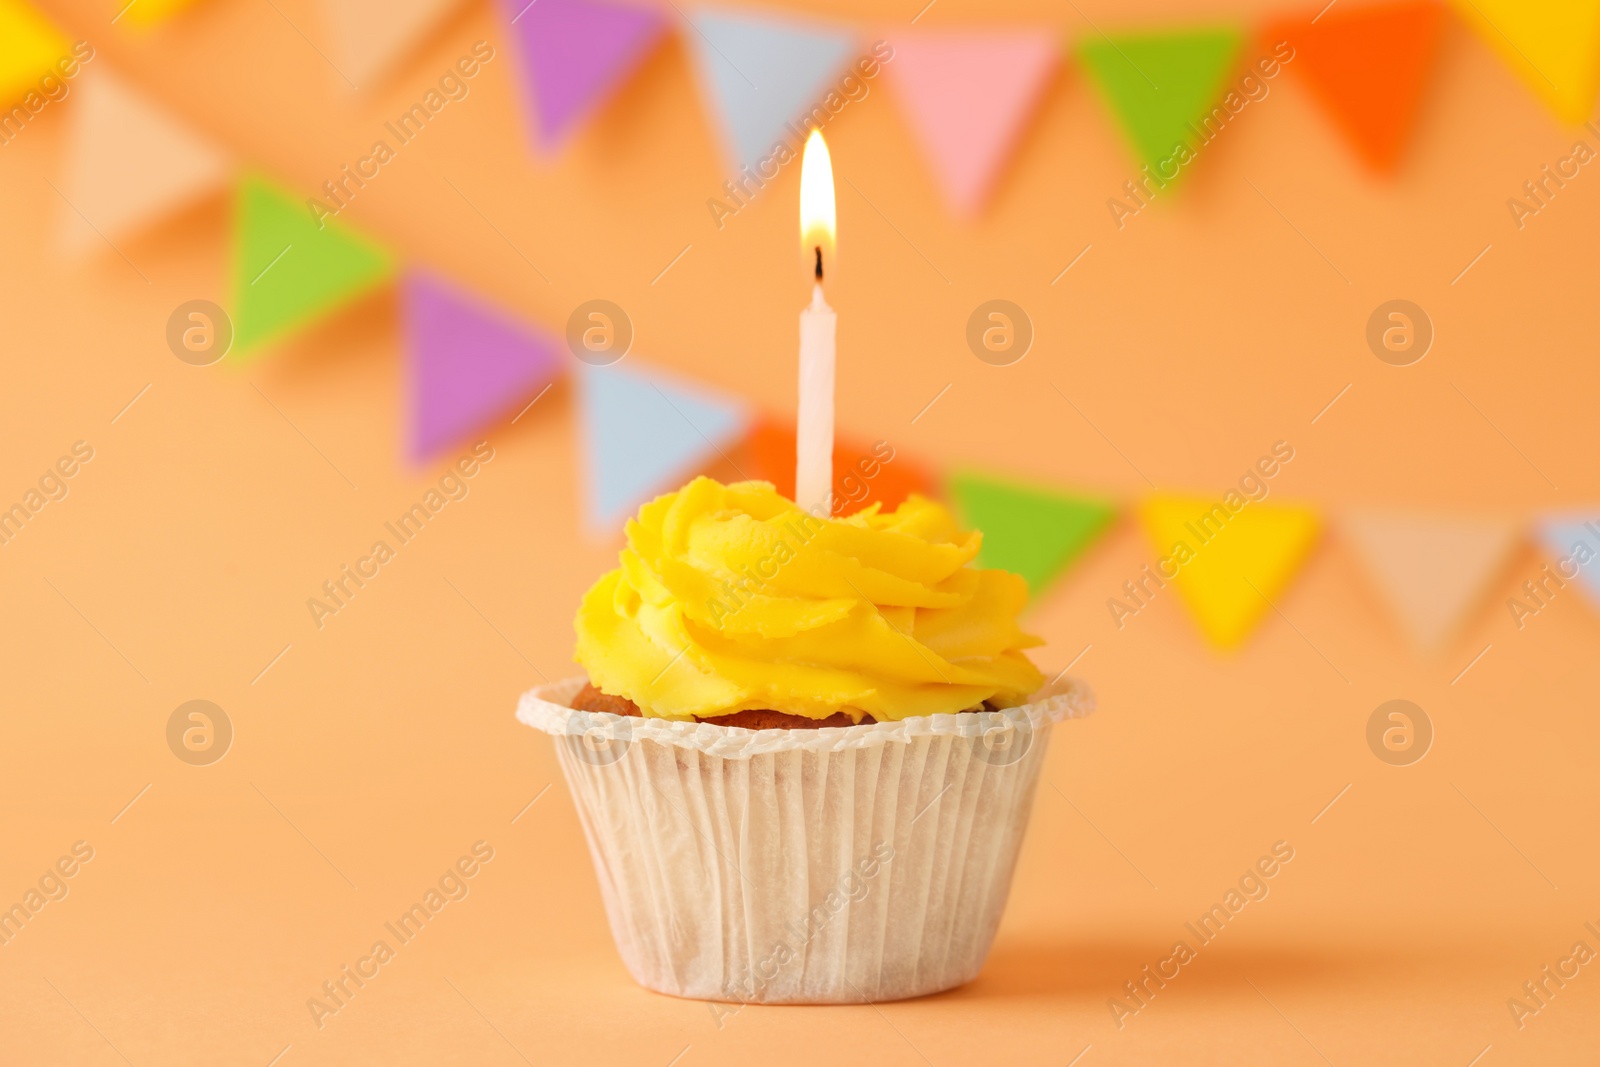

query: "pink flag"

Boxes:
[883, 30, 1059, 216]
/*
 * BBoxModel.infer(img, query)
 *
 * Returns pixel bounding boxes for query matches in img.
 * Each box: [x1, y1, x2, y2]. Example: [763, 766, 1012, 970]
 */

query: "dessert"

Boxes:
[518, 475, 1092, 1003]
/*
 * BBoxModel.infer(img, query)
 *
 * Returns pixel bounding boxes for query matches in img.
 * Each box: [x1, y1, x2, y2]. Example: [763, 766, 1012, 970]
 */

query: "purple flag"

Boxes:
[502, 0, 668, 150]
[405, 271, 563, 461]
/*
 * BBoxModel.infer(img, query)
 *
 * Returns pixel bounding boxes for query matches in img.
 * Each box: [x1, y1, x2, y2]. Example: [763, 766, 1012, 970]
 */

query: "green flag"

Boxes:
[231, 174, 393, 357]
[950, 471, 1117, 596]
[1079, 27, 1242, 173]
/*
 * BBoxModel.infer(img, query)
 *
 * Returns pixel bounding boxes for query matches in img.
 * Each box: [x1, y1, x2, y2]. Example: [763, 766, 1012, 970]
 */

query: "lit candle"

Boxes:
[796, 129, 836, 513]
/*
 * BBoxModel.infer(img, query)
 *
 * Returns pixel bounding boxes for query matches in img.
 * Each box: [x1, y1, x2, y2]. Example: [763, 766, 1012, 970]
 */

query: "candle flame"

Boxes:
[799, 129, 835, 280]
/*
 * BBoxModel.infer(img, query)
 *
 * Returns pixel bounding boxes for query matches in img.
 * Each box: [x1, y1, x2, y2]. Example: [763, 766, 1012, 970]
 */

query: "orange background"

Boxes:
[4, 0, 1599, 1063]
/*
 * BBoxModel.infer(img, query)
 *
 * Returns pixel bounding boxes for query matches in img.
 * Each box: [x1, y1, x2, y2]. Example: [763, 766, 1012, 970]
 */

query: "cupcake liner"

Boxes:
[517, 676, 1093, 1004]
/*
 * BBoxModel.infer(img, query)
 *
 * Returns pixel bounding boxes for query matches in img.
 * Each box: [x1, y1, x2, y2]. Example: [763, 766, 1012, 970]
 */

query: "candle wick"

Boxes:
[814, 245, 823, 281]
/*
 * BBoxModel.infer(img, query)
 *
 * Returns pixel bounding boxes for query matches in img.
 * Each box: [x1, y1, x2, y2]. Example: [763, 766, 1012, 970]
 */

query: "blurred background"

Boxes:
[3, 0, 1599, 1062]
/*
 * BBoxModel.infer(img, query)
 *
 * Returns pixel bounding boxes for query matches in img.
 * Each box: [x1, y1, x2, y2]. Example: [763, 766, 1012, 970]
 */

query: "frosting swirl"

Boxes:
[574, 477, 1044, 721]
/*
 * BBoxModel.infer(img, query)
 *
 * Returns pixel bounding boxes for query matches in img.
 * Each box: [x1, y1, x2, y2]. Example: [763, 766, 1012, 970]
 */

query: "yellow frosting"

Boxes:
[574, 477, 1044, 722]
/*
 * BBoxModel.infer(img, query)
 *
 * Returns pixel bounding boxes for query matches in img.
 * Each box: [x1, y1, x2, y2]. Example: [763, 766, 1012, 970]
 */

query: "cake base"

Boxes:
[570, 681, 992, 730]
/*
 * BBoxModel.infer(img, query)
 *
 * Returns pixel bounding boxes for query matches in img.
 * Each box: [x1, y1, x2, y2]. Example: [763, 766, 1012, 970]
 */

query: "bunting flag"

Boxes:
[1451, 0, 1600, 123]
[950, 472, 1116, 596]
[231, 174, 394, 357]
[1078, 26, 1243, 174]
[1536, 516, 1600, 611]
[1269, 2, 1444, 172]
[0, 0, 65, 105]
[404, 271, 564, 461]
[57, 67, 230, 256]
[727, 417, 937, 515]
[882, 30, 1059, 215]
[320, 0, 465, 88]
[1139, 495, 1320, 648]
[686, 8, 855, 170]
[578, 360, 749, 529]
[1344, 512, 1521, 650]
[503, 0, 668, 151]
[122, 0, 203, 26]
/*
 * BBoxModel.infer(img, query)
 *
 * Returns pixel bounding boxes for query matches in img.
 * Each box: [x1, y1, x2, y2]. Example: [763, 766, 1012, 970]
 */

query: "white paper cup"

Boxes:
[517, 677, 1093, 1004]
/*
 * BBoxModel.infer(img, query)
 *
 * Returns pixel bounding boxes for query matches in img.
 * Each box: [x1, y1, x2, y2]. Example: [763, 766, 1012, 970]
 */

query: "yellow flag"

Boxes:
[1139, 494, 1320, 649]
[0, 0, 68, 107]
[122, 0, 203, 27]
[1453, 0, 1600, 123]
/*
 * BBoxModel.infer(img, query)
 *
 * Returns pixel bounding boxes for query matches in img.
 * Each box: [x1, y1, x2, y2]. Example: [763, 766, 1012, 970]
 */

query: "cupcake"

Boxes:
[517, 476, 1092, 1003]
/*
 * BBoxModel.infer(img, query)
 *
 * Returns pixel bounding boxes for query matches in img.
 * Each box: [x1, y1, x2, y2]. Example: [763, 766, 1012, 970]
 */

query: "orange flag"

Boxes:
[1267, 1, 1445, 173]
[718, 417, 936, 518]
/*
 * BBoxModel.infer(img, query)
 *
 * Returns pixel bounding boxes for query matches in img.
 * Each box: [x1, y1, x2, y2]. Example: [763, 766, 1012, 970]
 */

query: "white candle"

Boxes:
[796, 130, 837, 513]
[796, 284, 836, 510]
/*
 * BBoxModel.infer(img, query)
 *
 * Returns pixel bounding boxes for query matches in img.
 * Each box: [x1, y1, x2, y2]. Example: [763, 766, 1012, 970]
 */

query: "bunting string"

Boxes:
[5, 0, 1599, 651]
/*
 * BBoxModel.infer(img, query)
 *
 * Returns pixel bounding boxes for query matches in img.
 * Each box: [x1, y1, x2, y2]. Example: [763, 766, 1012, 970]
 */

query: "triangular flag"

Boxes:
[949, 472, 1116, 596]
[686, 8, 855, 170]
[1451, 0, 1600, 123]
[882, 30, 1059, 215]
[1268, 2, 1444, 173]
[231, 174, 393, 357]
[123, 0, 203, 27]
[320, 0, 465, 88]
[724, 417, 937, 516]
[1078, 26, 1242, 174]
[58, 67, 231, 256]
[1344, 511, 1520, 650]
[0, 0, 67, 106]
[502, 0, 667, 151]
[404, 271, 565, 461]
[1536, 515, 1600, 611]
[1139, 494, 1319, 648]
[578, 361, 749, 529]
